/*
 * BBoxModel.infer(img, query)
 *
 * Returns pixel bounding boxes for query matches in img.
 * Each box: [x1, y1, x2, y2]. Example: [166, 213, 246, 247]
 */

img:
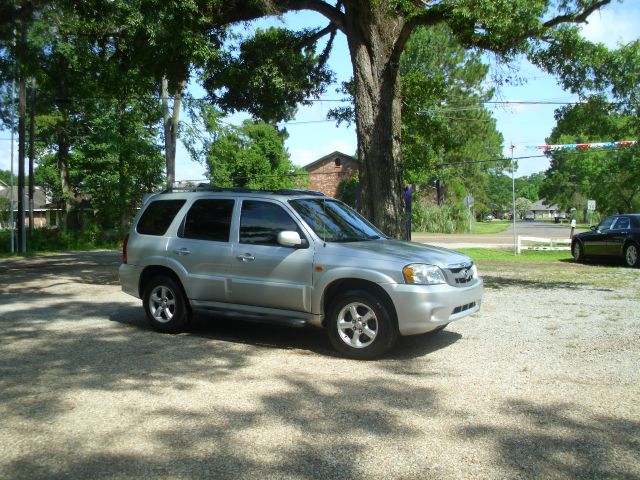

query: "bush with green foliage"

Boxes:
[0, 227, 122, 254]
[411, 203, 471, 233]
[336, 174, 359, 207]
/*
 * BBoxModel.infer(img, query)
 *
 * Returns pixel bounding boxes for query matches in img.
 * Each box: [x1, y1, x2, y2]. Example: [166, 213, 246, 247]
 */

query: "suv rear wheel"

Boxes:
[143, 275, 191, 333]
[327, 290, 398, 360]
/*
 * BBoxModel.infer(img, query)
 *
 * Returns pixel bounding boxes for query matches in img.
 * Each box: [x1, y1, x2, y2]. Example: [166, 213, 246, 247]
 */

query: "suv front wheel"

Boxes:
[143, 275, 191, 333]
[327, 290, 398, 360]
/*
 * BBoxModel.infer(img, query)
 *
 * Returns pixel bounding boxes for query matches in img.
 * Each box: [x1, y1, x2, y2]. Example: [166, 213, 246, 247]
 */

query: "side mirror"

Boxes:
[590, 225, 597, 231]
[277, 230, 306, 248]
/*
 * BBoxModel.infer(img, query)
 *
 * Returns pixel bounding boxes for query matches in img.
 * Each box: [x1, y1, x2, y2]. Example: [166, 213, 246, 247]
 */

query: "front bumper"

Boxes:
[381, 279, 483, 335]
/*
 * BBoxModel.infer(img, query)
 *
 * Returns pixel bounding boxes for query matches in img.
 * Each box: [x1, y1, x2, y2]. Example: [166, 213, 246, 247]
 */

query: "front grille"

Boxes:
[453, 302, 476, 315]
[455, 277, 473, 284]
[447, 262, 475, 286]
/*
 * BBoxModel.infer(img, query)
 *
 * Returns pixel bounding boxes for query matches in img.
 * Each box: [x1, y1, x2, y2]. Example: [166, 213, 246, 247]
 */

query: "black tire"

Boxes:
[623, 242, 639, 268]
[143, 275, 191, 333]
[326, 290, 398, 360]
[572, 241, 585, 263]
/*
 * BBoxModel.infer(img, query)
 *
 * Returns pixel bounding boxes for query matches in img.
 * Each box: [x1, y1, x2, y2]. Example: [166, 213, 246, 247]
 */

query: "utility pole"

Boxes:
[511, 143, 517, 255]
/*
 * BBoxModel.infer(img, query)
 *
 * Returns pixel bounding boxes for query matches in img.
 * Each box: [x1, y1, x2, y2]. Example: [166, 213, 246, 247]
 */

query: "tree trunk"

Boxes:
[344, 4, 406, 239]
[18, 73, 26, 252]
[162, 77, 186, 191]
[56, 130, 76, 230]
[28, 78, 35, 234]
[118, 98, 128, 230]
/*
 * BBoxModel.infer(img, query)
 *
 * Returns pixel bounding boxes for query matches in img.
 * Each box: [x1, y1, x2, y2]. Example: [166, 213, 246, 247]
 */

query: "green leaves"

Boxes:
[202, 27, 334, 123]
[199, 114, 305, 190]
[541, 95, 640, 214]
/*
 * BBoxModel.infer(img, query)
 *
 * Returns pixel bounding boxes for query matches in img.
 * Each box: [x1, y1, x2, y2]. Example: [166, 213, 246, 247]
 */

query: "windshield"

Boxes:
[289, 199, 385, 242]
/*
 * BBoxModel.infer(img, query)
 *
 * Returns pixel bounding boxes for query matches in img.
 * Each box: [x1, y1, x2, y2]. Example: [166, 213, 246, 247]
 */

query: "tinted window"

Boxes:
[240, 201, 301, 245]
[181, 199, 234, 242]
[598, 216, 615, 231]
[137, 199, 186, 236]
[612, 217, 630, 230]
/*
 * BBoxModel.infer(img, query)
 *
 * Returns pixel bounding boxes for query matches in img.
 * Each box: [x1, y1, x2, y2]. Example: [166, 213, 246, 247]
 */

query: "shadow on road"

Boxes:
[459, 399, 640, 478]
[109, 307, 461, 361]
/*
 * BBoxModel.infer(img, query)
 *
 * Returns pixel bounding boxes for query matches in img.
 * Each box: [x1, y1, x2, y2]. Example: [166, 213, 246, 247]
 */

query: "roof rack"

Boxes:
[160, 184, 325, 197]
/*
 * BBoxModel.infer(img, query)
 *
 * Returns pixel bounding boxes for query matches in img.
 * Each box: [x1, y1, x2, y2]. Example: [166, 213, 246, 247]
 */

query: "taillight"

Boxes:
[122, 234, 129, 264]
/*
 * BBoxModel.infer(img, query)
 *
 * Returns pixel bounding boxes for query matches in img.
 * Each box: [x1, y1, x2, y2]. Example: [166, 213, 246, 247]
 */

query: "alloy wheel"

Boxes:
[148, 285, 176, 324]
[336, 302, 379, 348]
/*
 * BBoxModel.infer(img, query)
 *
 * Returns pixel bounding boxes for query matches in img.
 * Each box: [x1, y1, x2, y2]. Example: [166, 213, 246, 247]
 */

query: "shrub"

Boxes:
[411, 204, 471, 233]
[0, 227, 123, 254]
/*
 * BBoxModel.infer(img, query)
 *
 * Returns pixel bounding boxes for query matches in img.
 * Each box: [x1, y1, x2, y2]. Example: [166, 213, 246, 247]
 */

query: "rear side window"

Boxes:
[613, 217, 630, 230]
[180, 199, 235, 242]
[137, 199, 186, 236]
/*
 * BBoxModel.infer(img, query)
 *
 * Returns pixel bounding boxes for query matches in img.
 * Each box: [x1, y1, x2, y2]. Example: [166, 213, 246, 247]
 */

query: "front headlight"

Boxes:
[403, 264, 447, 285]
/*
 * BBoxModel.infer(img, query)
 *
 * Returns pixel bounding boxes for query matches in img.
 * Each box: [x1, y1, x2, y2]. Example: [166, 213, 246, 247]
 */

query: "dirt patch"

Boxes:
[1, 251, 639, 479]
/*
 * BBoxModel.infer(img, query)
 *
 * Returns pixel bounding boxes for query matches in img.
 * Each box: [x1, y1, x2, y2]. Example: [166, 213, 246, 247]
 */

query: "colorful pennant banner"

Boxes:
[521, 140, 637, 151]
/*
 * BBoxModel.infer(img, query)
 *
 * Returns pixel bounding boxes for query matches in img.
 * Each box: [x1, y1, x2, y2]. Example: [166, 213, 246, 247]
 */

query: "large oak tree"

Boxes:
[201, 0, 615, 238]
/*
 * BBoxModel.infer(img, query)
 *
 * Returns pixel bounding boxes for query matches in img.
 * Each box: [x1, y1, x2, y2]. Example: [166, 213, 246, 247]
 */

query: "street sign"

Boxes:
[463, 195, 474, 208]
[587, 200, 596, 211]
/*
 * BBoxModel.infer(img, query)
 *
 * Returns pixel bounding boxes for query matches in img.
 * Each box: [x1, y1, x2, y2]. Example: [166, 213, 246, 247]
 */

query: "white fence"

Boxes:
[516, 236, 572, 254]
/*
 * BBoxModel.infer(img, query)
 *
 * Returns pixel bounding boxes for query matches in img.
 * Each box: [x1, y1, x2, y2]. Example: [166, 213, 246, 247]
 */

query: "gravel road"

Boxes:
[1, 251, 639, 479]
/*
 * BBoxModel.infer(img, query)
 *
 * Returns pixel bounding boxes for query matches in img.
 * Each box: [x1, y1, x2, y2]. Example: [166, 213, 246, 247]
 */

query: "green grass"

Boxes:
[458, 248, 572, 263]
[414, 220, 510, 236]
[470, 220, 511, 235]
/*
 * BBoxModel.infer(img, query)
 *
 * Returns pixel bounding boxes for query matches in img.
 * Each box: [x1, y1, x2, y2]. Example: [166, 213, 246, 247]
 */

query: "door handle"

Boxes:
[236, 253, 255, 262]
[173, 248, 191, 256]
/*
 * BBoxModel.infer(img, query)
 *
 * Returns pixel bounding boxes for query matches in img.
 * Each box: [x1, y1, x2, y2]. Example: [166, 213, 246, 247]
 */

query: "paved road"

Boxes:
[413, 220, 580, 248]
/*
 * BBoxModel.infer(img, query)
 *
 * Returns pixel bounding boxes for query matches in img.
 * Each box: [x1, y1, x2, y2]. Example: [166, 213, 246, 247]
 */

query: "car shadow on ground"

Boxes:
[108, 307, 461, 360]
[482, 275, 614, 292]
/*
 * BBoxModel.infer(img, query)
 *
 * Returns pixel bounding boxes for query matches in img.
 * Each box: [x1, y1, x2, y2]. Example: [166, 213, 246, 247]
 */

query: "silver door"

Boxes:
[230, 199, 314, 313]
[167, 198, 236, 302]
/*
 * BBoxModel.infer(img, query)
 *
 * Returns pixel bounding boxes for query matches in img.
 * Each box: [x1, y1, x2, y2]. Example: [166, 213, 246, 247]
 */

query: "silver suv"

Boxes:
[119, 186, 483, 359]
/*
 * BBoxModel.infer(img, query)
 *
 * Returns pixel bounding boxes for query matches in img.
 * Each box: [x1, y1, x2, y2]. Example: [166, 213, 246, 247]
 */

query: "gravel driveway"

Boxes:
[1, 251, 639, 479]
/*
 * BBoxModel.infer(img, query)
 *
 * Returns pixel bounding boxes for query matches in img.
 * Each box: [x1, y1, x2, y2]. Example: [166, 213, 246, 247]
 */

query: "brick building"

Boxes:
[303, 151, 358, 197]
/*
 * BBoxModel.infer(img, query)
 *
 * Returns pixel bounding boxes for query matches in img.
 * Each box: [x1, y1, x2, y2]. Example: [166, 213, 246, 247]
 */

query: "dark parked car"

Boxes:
[571, 214, 640, 267]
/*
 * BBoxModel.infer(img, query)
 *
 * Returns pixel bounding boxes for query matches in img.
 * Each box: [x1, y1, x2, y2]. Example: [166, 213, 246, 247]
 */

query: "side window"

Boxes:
[240, 200, 302, 246]
[613, 217, 630, 230]
[137, 199, 186, 236]
[598, 216, 615, 231]
[181, 199, 234, 242]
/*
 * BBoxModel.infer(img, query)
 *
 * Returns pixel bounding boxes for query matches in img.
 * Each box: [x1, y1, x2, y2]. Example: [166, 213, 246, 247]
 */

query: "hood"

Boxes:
[322, 239, 473, 268]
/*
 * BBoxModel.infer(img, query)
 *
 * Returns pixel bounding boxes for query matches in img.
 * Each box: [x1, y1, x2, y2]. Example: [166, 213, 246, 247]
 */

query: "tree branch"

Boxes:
[278, 0, 346, 32]
[392, 4, 450, 65]
[298, 23, 338, 49]
[542, 0, 612, 29]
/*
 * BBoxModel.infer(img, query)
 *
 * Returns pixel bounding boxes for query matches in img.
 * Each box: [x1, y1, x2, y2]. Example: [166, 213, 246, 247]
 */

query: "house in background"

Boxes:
[0, 183, 61, 228]
[302, 151, 358, 197]
[529, 198, 565, 220]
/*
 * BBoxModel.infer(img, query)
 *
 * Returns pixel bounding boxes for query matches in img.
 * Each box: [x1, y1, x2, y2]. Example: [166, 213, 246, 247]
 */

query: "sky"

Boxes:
[0, 1, 638, 182]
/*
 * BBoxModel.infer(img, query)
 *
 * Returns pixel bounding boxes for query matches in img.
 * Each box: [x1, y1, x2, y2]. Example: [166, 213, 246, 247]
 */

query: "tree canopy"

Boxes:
[540, 95, 640, 215]
[1, 0, 635, 243]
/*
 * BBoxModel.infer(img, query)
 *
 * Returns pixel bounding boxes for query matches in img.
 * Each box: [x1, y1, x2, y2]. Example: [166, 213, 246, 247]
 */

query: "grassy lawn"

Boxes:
[458, 247, 640, 293]
[470, 220, 511, 234]
[414, 220, 511, 236]
[458, 248, 572, 263]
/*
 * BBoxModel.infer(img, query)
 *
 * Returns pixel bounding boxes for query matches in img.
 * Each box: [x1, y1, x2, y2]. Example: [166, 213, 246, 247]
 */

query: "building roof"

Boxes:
[302, 151, 357, 171]
[530, 198, 560, 211]
[0, 185, 49, 209]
